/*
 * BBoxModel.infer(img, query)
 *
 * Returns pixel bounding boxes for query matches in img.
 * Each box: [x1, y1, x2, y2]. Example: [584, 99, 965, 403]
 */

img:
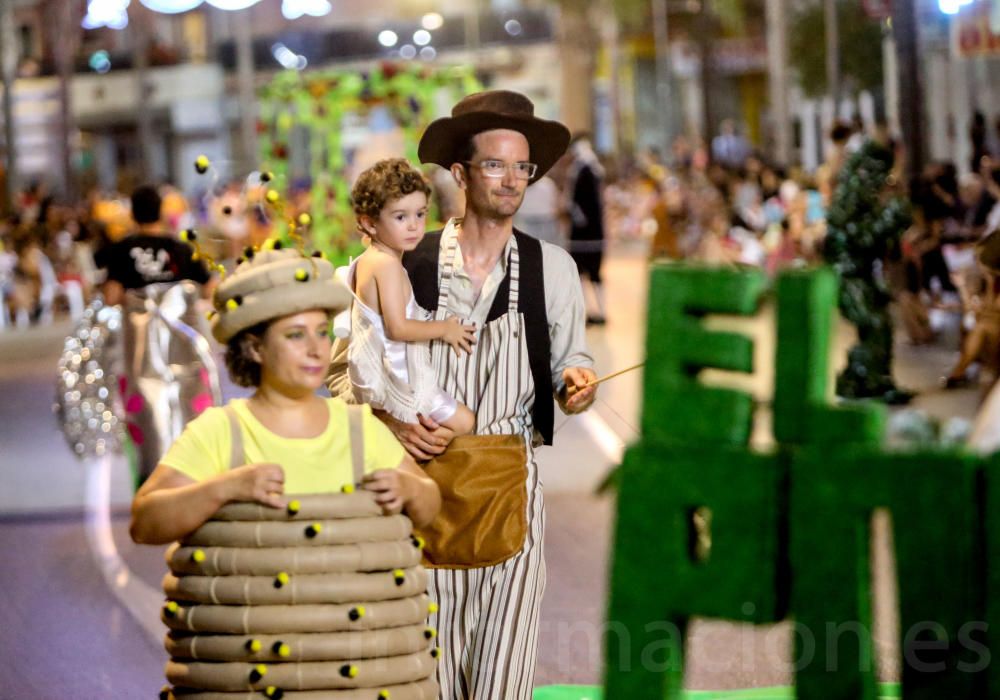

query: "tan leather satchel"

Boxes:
[415, 434, 528, 569]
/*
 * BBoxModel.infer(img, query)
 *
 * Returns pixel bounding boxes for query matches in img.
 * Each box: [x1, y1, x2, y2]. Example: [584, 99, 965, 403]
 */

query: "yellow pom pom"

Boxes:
[378, 691, 391, 700]
[247, 638, 262, 653]
[274, 571, 290, 588]
[191, 549, 206, 563]
[205, 310, 216, 321]
[261, 171, 274, 183]
[250, 664, 268, 682]
[274, 642, 291, 658]
[180, 229, 196, 243]
[339, 664, 358, 678]
[424, 627, 437, 639]
[428, 601, 439, 614]
[164, 601, 179, 617]
[194, 155, 210, 174]
[294, 268, 309, 282]
[305, 522, 322, 538]
[297, 213, 312, 226]
[287, 499, 301, 515]
[266, 189, 280, 204]
[225, 298, 239, 311]
[393, 569, 405, 585]
[348, 605, 366, 621]
[430, 647, 440, 659]
[341, 483, 354, 494]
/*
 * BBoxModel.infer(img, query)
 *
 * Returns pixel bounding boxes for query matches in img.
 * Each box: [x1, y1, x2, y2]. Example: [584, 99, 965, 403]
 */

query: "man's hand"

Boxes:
[374, 409, 456, 460]
[561, 367, 598, 414]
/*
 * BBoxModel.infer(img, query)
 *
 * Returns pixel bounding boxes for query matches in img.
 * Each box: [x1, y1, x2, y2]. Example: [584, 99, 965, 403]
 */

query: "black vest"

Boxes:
[402, 230, 554, 445]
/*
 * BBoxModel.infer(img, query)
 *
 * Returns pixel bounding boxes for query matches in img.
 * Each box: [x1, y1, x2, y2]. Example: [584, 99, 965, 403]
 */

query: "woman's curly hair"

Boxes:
[351, 158, 432, 222]
[224, 320, 270, 388]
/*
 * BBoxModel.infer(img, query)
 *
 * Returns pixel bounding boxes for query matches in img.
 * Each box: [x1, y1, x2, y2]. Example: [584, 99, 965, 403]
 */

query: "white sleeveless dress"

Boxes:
[344, 258, 458, 424]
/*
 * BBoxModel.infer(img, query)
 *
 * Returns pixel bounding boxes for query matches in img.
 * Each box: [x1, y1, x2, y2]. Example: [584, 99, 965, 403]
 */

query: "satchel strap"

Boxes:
[347, 404, 365, 485]
[222, 404, 244, 469]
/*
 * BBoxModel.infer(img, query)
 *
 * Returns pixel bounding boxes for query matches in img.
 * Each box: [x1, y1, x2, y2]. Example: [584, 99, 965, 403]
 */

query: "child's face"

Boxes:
[370, 191, 428, 253]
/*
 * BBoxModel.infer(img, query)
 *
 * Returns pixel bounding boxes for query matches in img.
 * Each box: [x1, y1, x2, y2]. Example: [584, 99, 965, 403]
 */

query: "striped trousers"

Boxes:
[427, 484, 546, 700]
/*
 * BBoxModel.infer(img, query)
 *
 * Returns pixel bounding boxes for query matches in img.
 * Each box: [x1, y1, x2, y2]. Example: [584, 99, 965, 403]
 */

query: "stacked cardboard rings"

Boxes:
[159, 493, 439, 699]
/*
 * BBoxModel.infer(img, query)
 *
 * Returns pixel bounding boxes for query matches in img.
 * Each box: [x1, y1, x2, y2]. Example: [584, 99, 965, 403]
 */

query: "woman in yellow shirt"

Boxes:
[129, 246, 441, 545]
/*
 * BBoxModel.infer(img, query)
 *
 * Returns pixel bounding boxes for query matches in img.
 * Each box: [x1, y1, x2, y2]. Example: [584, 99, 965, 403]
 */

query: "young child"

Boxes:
[346, 158, 476, 435]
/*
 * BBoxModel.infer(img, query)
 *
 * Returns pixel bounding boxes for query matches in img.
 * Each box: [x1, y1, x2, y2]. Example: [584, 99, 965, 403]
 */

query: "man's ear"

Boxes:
[450, 163, 468, 190]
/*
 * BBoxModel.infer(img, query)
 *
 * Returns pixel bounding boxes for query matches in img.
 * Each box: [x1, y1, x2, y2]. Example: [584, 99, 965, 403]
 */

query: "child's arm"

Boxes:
[372, 255, 476, 354]
[130, 462, 286, 544]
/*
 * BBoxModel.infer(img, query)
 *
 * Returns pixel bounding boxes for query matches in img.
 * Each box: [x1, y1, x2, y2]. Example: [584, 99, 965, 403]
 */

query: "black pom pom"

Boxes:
[222, 205, 233, 216]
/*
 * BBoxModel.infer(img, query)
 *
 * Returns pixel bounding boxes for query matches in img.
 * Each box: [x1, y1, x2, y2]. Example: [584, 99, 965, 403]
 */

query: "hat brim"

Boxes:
[418, 112, 570, 182]
[211, 278, 352, 344]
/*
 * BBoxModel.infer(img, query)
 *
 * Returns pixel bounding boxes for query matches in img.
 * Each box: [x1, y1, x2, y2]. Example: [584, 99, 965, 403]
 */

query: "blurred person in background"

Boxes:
[565, 133, 608, 325]
[93, 184, 218, 484]
[514, 172, 564, 248]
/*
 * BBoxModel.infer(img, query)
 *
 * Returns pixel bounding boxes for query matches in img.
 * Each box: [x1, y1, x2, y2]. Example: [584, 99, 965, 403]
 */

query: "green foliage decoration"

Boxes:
[821, 140, 912, 402]
[257, 63, 482, 265]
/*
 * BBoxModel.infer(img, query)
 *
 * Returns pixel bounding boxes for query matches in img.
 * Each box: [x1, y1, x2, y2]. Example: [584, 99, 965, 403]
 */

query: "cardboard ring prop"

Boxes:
[162, 594, 433, 635]
[167, 541, 422, 576]
[165, 677, 439, 699]
[165, 624, 433, 662]
[183, 516, 412, 548]
[161, 494, 435, 698]
[163, 567, 429, 605]
[166, 649, 437, 691]
[211, 494, 383, 522]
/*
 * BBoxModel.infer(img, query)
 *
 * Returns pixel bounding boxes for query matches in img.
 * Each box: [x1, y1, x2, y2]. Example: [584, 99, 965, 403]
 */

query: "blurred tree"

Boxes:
[789, 0, 884, 98]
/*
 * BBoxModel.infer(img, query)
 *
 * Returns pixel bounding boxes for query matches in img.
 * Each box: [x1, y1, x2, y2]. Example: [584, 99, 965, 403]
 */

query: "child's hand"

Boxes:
[441, 316, 476, 355]
[362, 469, 413, 515]
[223, 463, 286, 508]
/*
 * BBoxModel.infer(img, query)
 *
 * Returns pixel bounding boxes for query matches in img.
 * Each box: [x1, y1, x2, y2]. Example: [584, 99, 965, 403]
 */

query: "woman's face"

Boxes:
[253, 310, 332, 396]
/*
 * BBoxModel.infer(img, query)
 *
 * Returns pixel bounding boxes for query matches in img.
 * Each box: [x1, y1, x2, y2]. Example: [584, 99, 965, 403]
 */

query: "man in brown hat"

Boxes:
[329, 90, 597, 698]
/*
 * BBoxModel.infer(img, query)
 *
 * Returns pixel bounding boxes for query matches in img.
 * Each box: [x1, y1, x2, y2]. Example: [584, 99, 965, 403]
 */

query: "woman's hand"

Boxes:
[363, 456, 441, 526]
[362, 469, 413, 515]
[222, 463, 286, 508]
[441, 316, 476, 355]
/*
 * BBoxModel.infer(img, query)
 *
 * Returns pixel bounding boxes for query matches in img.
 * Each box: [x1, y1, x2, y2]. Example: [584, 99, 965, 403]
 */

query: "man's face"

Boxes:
[459, 129, 531, 220]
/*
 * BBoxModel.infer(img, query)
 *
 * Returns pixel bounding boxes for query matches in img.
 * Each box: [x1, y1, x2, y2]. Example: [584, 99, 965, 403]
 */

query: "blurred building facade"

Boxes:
[0, 0, 999, 198]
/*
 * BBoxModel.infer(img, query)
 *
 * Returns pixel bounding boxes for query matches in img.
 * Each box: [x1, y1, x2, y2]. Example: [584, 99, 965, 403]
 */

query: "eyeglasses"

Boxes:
[464, 160, 538, 180]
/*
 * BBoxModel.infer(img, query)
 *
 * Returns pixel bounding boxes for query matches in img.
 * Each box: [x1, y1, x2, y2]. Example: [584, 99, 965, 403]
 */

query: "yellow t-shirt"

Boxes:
[160, 398, 406, 494]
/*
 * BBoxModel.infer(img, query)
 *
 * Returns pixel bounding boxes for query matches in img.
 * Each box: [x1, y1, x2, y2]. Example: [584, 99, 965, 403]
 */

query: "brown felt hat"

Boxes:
[210, 247, 351, 344]
[418, 90, 570, 182]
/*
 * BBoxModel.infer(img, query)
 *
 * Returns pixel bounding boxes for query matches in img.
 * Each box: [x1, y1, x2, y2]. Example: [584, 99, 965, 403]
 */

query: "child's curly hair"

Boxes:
[351, 158, 432, 223]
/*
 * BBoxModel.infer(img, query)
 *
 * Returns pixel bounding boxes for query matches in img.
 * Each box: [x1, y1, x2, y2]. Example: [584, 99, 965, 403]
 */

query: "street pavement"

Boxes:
[0, 248, 982, 696]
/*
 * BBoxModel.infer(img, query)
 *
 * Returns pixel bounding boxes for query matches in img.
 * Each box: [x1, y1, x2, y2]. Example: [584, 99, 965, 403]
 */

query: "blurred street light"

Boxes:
[378, 30, 399, 47]
[422, 13, 444, 30]
[420, 46, 437, 60]
[413, 29, 432, 46]
[282, 0, 332, 19]
[504, 19, 522, 36]
[400, 44, 417, 59]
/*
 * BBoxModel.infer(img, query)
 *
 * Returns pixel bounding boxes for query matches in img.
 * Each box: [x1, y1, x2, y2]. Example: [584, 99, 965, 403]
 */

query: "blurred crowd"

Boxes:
[8, 116, 1000, 396]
